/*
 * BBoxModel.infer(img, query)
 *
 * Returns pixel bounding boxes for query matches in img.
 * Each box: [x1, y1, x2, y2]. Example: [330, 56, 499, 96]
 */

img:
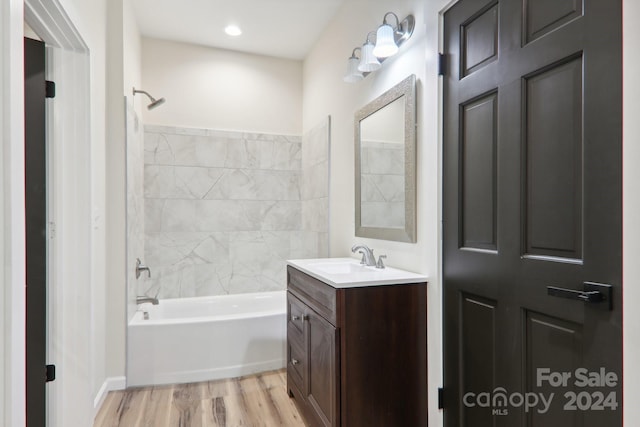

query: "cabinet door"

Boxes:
[287, 293, 306, 394]
[306, 309, 339, 427]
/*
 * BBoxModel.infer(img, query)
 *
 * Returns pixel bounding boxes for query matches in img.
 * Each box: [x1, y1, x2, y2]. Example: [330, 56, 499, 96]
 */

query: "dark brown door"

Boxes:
[24, 37, 48, 427]
[443, 0, 622, 426]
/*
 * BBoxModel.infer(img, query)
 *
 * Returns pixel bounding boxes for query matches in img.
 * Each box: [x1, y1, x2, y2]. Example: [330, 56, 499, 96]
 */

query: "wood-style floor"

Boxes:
[94, 369, 305, 427]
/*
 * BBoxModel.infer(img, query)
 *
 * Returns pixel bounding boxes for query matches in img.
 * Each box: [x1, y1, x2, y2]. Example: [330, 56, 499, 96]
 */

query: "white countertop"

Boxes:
[287, 257, 428, 288]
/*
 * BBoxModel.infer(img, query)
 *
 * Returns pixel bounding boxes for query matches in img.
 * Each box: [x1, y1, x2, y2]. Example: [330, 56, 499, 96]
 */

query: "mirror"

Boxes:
[355, 74, 416, 242]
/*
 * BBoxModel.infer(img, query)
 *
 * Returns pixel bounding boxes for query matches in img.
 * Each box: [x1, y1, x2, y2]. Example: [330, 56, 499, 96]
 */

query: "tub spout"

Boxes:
[136, 296, 159, 305]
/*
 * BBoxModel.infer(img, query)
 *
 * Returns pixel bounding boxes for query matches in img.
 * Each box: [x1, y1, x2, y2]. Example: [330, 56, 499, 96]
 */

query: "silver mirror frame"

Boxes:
[355, 74, 416, 243]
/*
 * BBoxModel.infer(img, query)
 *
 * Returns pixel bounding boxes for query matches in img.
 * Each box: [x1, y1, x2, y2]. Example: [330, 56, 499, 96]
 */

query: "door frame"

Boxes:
[1, 0, 91, 426]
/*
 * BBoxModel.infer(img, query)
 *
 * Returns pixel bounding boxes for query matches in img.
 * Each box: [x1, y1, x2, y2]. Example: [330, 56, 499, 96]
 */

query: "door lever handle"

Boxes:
[547, 282, 613, 310]
[547, 287, 603, 303]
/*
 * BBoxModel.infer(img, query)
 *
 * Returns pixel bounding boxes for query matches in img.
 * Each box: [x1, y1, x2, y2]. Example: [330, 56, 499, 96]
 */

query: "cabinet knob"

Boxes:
[291, 359, 300, 365]
[291, 315, 300, 321]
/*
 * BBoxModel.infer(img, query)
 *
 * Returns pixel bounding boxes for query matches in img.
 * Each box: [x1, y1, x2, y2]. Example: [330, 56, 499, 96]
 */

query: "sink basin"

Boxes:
[309, 261, 371, 275]
[287, 257, 428, 288]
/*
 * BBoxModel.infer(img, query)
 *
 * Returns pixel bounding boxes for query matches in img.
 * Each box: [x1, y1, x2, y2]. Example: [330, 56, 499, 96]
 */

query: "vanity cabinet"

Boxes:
[286, 265, 428, 427]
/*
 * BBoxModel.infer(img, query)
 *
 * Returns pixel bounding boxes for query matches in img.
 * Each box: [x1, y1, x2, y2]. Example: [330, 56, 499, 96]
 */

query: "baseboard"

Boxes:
[94, 376, 126, 411]
[127, 359, 286, 388]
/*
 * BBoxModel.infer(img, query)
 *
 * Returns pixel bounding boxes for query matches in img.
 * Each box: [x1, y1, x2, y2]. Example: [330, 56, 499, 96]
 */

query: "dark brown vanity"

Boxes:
[286, 259, 428, 427]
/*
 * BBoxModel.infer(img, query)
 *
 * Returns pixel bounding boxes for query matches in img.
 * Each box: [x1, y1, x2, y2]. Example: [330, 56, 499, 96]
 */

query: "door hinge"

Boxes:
[438, 53, 447, 76]
[48, 221, 56, 240]
[438, 387, 445, 409]
[45, 80, 56, 98]
[45, 364, 56, 382]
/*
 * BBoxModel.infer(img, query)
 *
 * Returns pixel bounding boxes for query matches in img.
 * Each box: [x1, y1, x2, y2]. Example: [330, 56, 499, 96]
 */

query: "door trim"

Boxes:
[26, 1, 92, 425]
[0, 1, 28, 426]
[1, 0, 91, 426]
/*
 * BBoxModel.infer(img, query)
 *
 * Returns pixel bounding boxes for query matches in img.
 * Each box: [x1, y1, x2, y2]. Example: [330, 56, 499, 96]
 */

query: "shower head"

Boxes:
[132, 87, 166, 110]
[147, 97, 166, 110]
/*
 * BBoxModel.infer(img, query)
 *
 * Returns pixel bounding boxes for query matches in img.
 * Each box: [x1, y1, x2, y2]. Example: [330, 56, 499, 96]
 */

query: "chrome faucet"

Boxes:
[135, 258, 151, 279]
[351, 244, 377, 267]
[136, 295, 159, 305]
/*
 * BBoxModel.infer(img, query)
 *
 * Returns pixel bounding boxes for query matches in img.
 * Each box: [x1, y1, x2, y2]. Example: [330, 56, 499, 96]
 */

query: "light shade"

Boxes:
[224, 25, 242, 36]
[358, 42, 381, 72]
[373, 24, 398, 58]
[343, 56, 364, 83]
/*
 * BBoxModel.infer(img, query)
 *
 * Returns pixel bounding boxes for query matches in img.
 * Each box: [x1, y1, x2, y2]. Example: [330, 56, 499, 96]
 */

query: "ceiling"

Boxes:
[132, 0, 346, 60]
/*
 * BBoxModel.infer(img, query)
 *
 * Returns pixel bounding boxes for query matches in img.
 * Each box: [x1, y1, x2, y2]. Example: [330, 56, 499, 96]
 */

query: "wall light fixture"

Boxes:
[343, 12, 415, 83]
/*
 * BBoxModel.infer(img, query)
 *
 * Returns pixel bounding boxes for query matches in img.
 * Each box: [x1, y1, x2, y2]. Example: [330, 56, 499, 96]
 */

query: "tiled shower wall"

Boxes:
[141, 122, 329, 299]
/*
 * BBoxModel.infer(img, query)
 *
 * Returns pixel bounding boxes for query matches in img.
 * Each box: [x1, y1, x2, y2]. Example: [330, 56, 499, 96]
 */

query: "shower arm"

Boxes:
[132, 87, 166, 110]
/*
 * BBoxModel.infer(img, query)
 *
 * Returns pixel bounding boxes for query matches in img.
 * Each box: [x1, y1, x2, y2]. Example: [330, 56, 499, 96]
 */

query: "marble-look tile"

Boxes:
[256, 201, 302, 231]
[224, 139, 301, 171]
[203, 169, 301, 201]
[301, 161, 328, 200]
[290, 231, 318, 259]
[143, 124, 176, 134]
[361, 174, 405, 202]
[160, 199, 198, 232]
[145, 133, 229, 168]
[141, 125, 318, 299]
[206, 128, 244, 140]
[144, 199, 165, 232]
[145, 232, 229, 269]
[194, 200, 260, 232]
[257, 139, 302, 171]
[173, 126, 209, 137]
[302, 198, 329, 233]
[361, 201, 405, 229]
[227, 231, 290, 294]
[361, 143, 404, 175]
[318, 232, 329, 257]
[144, 165, 225, 199]
[142, 263, 230, 299]
[302, 117, 330, 169]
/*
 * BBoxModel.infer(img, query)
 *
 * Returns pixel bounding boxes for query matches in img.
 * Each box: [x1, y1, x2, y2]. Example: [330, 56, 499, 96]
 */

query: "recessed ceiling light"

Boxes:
[225, 25, 242, 36]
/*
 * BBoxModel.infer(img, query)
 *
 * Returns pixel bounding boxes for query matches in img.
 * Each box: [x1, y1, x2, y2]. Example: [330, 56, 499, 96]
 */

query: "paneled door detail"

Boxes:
[443, 0, 622, 426]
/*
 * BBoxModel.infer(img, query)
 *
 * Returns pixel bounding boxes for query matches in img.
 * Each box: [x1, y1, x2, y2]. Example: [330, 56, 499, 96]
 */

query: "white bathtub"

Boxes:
[127, 290, 286, 387]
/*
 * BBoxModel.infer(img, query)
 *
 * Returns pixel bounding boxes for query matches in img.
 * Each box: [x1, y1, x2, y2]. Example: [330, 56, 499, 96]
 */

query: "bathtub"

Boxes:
[127, 290, 286, 387]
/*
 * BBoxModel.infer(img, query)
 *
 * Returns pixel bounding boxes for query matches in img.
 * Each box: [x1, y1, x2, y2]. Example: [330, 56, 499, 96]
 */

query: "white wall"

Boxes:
[103, 0, 144, 391]
[623, 0, 640, 423]
[124, 0, 142, 116]
[123, 0, 143, 327]
[0, 1, 27, 425]
[105, 0, 127, 390]
[141, 38, 303, 135]
[303, 0, 442, 424]
[44, 0, 109, 424]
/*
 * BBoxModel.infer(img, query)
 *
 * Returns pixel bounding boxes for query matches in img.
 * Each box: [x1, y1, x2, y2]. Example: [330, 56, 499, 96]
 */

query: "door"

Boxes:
[443, 0, 622, 426]
[24, 37, 48, 427]
[306, 309, 338, 427]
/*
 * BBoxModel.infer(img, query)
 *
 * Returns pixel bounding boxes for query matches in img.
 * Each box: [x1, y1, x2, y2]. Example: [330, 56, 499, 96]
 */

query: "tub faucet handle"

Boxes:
[136, 258, 151, 279]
